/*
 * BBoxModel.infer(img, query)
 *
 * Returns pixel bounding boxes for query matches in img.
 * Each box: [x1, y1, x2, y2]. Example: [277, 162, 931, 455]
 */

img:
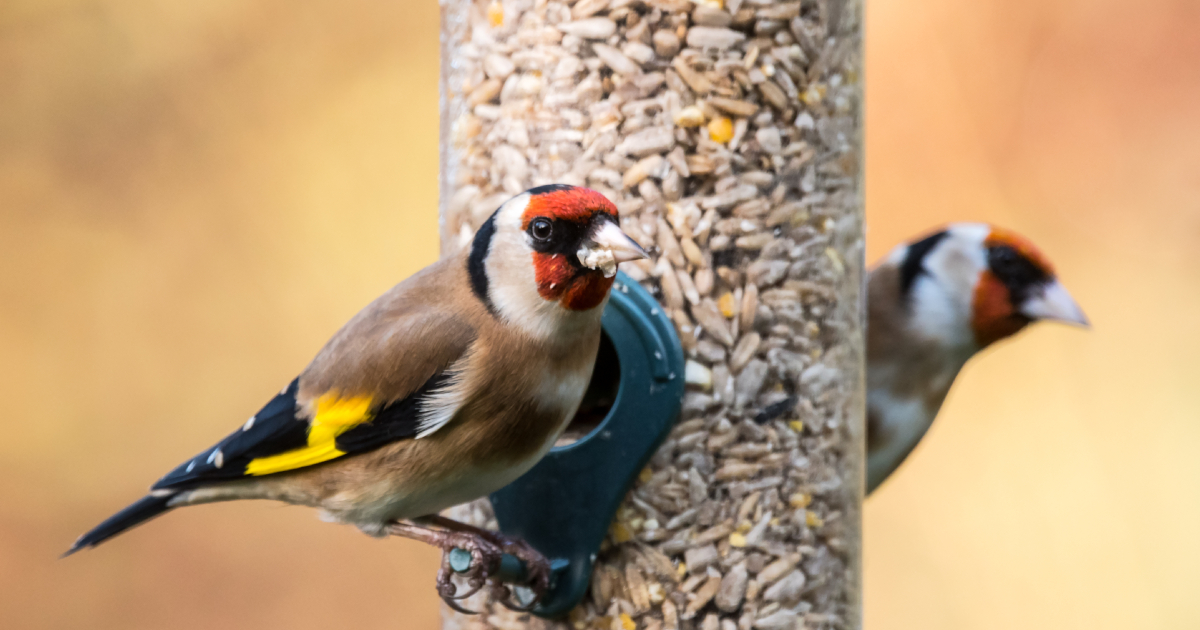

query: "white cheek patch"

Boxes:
[909, 276, 970, 347]
[909, 227, 990, 351]
[494, 193, 532, 231]
[485, 195, 551, 329]
[489, 252, 562, 338]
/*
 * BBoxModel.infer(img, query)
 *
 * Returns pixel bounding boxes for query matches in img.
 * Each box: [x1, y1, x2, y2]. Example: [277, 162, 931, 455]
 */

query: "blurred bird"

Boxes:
[67, 184, 647, 611]
[867, 223, 1088, 494]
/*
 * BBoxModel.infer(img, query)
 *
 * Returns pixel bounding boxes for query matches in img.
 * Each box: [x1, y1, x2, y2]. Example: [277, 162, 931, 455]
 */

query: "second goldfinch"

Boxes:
[68, 184, 647, 609]
[867, 223, 1088, 493]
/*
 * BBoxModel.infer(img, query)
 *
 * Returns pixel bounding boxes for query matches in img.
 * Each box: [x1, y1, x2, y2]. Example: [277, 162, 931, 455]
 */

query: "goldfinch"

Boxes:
[67, 184, 647, 610]
[867, 223, 1088, 494]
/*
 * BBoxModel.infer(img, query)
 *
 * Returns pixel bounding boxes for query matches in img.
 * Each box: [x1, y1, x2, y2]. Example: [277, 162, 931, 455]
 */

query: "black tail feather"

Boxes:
[64, 494, 174, 557]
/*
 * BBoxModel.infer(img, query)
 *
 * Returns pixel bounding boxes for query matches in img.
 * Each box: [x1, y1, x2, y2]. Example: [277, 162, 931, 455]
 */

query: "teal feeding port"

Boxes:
[486, 271, 685, 618]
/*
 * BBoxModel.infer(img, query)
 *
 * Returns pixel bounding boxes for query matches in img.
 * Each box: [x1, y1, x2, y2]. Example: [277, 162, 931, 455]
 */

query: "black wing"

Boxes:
[151, 373, 450, 490]
[152, 379, 307, 489]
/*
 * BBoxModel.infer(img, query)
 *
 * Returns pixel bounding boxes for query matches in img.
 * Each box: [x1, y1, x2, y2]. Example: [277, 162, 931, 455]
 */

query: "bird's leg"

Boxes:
[385, 520, 503, 614]
[416, 515, 552, 612]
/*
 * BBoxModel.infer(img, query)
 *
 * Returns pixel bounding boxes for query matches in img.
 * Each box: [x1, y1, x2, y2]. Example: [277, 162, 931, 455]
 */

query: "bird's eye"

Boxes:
[989, 245, 1019, 272]
[530, 218, 553, 242]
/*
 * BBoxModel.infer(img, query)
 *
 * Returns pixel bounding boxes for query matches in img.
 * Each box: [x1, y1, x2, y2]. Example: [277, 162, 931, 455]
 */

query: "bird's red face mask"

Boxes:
[972, 227, 1087, 346]
[521, 186, 647, 311]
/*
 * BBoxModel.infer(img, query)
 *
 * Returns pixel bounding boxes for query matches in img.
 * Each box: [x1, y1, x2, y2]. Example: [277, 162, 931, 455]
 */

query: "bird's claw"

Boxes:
[387, 519, 551, 614]
[430, 531, 504, 614]
[439, 532, 551, 613]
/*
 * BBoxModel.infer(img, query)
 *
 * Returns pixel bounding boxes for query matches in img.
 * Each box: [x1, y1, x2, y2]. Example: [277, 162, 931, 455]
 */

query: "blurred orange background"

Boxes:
[1, 0, 1197, 628]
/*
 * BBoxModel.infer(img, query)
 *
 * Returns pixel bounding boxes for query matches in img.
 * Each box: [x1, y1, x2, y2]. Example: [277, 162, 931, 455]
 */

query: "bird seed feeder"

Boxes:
[439, 0, 865, 627]
[482, 272, 685, 617]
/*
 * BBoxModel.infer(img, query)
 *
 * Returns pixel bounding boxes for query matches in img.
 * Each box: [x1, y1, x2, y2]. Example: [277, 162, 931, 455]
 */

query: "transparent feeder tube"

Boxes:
[439, 0, 863, 627]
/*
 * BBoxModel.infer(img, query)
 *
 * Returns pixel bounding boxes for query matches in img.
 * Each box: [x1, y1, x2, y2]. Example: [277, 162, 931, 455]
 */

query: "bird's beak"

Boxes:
[577, 218, 649, 277]
[589, 219, 649, 263]
[1019, 279, 1090, 327]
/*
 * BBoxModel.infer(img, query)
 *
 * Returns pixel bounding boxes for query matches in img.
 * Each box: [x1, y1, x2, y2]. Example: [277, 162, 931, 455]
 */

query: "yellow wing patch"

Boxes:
[245, 393, 374, 476]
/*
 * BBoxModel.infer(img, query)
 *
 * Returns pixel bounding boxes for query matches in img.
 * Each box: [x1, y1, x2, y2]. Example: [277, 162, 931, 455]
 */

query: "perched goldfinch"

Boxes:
[68, 184, 647, 609]
[867, 224, 1088, 494]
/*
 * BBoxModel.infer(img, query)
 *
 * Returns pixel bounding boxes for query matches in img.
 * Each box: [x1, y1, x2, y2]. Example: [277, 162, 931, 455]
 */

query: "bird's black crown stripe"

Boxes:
[467, 213, 498, 315]
[526, 183, 575, 196]
[899, 230, 949, 297]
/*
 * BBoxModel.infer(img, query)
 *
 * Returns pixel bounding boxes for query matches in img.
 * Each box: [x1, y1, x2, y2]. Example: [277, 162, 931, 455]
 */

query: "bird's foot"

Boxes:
[386, 521, 504, 614]
[434, 531, 504, 614]
[413, 515, 552, 613]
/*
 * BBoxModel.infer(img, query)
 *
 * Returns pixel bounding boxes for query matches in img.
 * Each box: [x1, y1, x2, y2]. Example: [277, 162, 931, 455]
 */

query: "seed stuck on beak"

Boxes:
[577, 219, 649, 277]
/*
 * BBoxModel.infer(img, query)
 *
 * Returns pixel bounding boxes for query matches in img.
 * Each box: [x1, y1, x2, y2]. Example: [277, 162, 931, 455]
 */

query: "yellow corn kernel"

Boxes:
[708, 116, 734, 143]
[789, 492, 813, 509]
[612, 522, 633, 543]
[639, 467, 654, 483]
[718, 292, 736, 317]
[487, 1, 504, 27]
[806, 510, 824, 528]
[620, 613, 636, 630]
[788, 420, 804, 433]
[676, 562, 688, 578]
[729, 532, 747, 548]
